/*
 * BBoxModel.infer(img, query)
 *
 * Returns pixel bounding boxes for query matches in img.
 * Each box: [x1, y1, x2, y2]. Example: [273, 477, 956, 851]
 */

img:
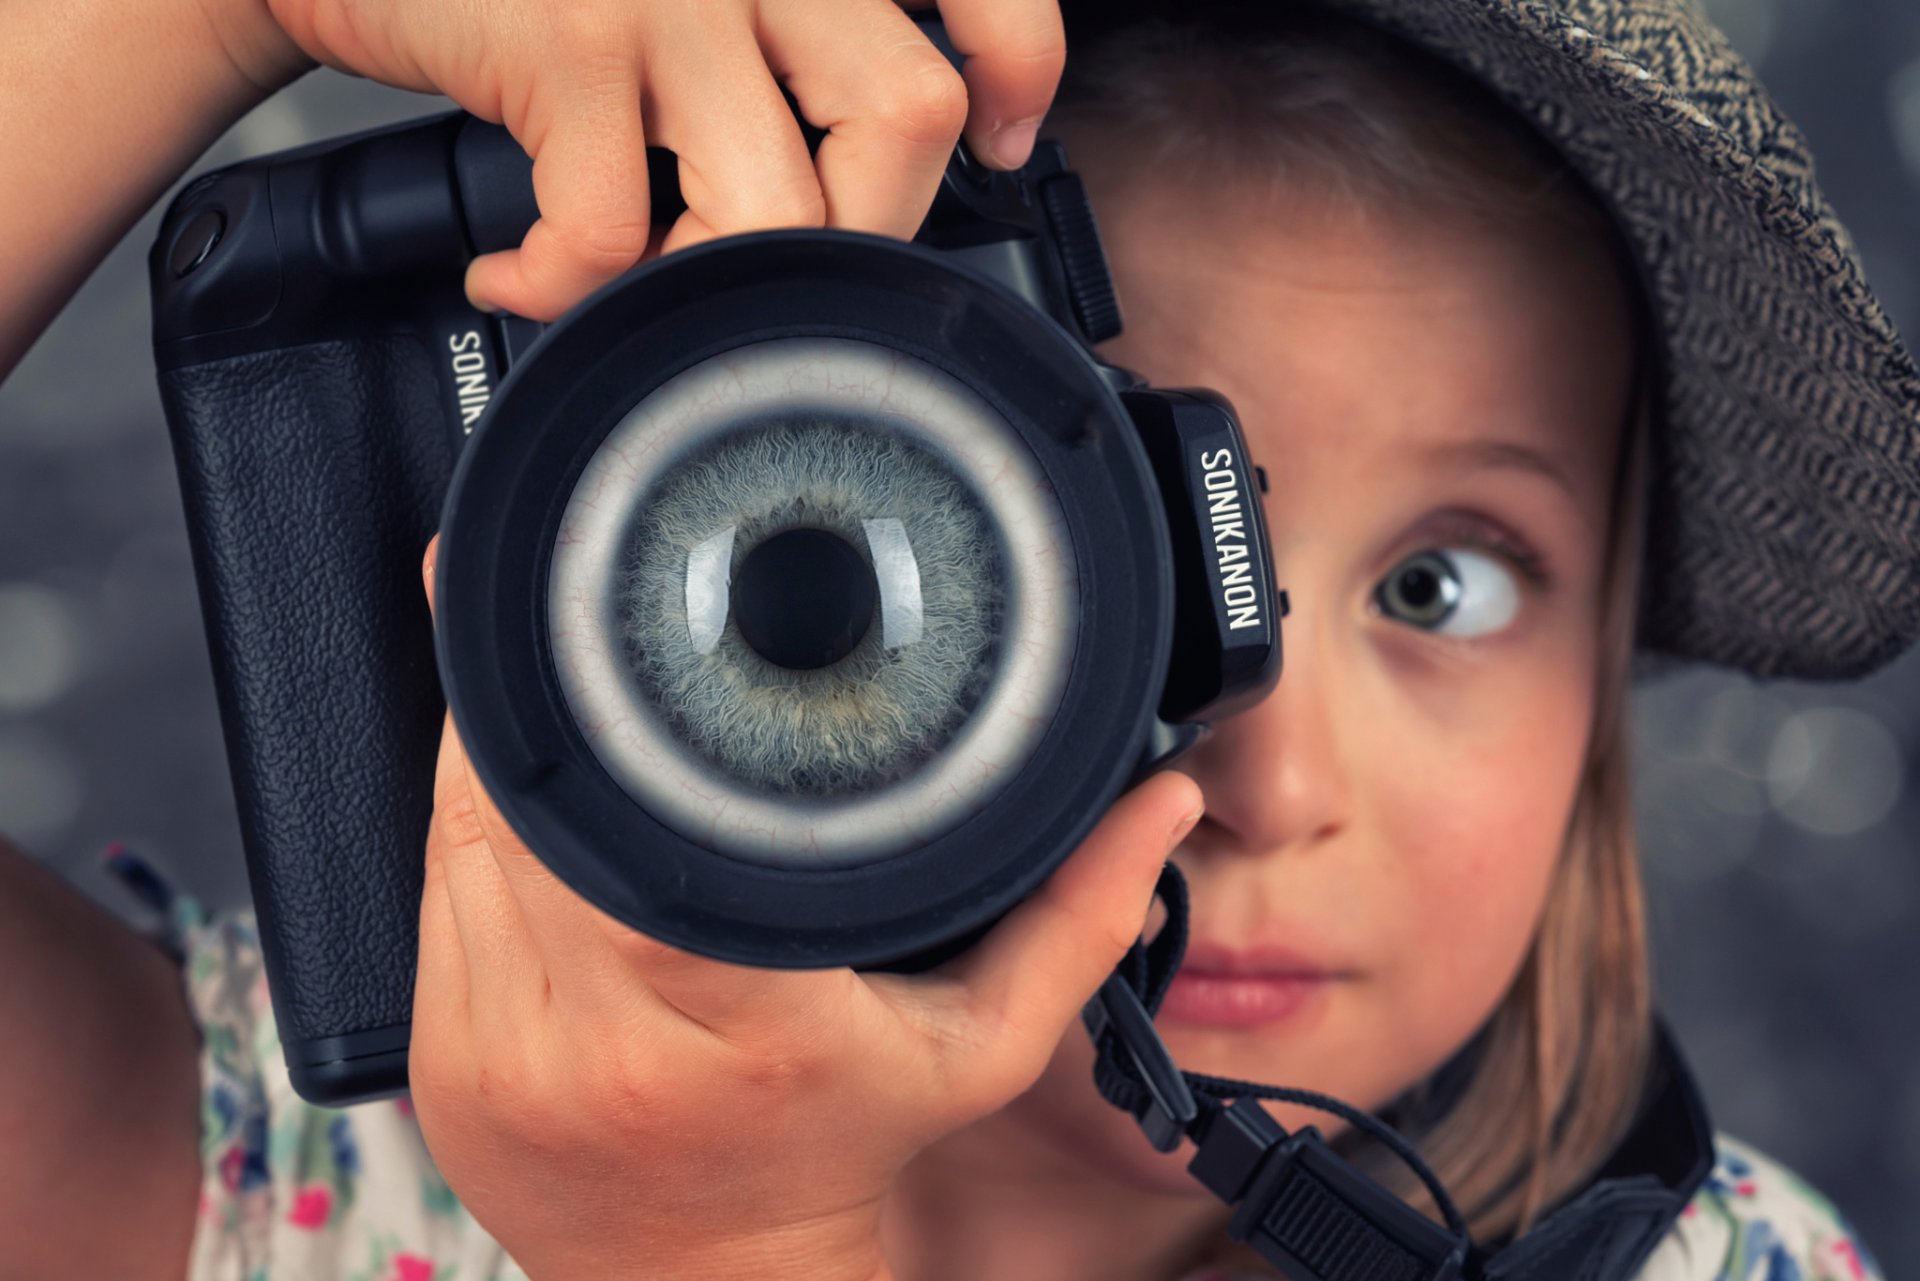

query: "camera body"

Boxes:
[152, 102, 1280, 1103]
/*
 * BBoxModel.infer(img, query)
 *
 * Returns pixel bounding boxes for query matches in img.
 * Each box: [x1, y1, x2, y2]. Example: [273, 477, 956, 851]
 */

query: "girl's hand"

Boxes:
[259, 0, 1067, 322]
[411, 536, 1204, 1281]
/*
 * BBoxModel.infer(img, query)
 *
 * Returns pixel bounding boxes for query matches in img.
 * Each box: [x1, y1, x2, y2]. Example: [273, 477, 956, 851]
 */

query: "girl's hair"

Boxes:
[1045, 3, 1657, 1247]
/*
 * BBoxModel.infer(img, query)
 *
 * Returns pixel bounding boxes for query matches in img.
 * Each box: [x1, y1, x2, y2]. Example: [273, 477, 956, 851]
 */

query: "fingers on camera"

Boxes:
[466, 66, 654, 319]
[926, 0, 1067, 169]
[647, 10, 825, 252]
[948, 772, 1201, 1051]
[760, 0, 966, 239]
[471, 0, 1058, 317]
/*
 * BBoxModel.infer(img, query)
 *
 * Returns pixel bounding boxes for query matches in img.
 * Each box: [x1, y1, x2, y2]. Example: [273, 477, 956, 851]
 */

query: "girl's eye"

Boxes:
[1374, 548, 1520, 637]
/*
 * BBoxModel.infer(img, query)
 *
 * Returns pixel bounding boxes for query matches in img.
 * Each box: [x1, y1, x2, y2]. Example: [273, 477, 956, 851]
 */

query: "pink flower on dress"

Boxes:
[390, 1253, 437, 1281]
[287, 1184, 333, 1229]
[217, 1145, 245, 1192]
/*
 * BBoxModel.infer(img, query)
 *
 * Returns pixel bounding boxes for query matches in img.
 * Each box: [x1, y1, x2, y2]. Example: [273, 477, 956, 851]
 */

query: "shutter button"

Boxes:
[168, 209, 225, 277]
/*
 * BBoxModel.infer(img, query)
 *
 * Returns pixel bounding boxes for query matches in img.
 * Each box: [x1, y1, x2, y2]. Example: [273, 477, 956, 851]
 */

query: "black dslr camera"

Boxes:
[150, 25, 1281, 1106]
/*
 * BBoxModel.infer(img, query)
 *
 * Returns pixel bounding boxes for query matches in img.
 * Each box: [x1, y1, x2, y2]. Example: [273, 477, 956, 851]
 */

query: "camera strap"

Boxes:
[1081, 865, 1713, 1281]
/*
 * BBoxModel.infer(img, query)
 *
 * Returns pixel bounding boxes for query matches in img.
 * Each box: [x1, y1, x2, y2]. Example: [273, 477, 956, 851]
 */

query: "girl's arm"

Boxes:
[0, 3, 290, 1273]
[0, 9, 305, 1258]
[0, 834, 203, 1279]
[0, 0, 311, 381]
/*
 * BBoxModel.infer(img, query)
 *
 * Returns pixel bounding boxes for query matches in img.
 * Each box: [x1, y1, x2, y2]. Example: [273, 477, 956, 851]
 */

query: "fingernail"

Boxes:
[463, 261, 503, 314]
[1169, 804, 1204, 848]
[991, 118, 1042, 169]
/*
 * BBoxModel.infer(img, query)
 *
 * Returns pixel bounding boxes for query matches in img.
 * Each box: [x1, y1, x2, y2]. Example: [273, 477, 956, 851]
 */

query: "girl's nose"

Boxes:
[1174, 615, 1352, 858]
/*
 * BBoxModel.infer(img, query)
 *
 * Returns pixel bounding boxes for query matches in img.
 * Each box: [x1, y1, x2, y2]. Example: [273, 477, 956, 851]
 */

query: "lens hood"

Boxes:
[435, 228, 1175, 970]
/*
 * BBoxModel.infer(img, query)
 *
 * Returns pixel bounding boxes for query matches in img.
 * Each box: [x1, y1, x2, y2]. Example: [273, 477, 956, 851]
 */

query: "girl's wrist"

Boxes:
[516, 1211, 897, 1281]
[0, 0, 310, 377]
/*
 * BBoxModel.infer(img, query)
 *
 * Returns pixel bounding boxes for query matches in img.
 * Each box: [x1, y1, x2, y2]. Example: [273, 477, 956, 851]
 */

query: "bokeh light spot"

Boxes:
[1889, 57, 1920, 186]
[0, 582, 84, 713]
[1766, 706, 1903, 836]
[1699, 684, 1793, 779]
[0, 729, 83, 846]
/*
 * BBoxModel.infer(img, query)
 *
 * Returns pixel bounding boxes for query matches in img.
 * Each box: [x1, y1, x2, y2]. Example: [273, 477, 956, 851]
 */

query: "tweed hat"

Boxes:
[1056, 0, 1920, 680]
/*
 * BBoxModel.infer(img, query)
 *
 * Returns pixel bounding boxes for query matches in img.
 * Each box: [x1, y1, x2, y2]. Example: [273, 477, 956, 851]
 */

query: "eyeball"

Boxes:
[546, 336, 1079, 870]
[1375, 548, 1519, 637]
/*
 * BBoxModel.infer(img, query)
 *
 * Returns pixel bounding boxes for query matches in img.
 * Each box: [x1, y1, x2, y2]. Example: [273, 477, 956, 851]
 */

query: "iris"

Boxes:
[617, 418, 1004, 797]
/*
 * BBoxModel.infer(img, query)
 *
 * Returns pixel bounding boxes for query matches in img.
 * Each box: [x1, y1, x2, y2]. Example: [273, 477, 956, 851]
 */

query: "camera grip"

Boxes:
[161, 335, 453, 1103]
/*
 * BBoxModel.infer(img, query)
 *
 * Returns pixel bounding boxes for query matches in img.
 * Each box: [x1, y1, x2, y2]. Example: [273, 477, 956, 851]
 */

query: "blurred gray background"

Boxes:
[2, 0, 1917, 1271]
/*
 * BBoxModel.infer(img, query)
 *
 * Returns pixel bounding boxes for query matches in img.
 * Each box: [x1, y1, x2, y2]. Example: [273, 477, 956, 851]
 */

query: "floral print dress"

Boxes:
[170, 896, 528, 1281]
[146, 865, 1880, 1281]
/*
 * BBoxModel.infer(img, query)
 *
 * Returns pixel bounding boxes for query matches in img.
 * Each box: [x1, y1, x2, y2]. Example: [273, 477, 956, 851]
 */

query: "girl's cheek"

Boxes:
[1371, 661, 1591, 972]
[1365, 618, 1589, 738]
[1358, 771, 1569, 1094]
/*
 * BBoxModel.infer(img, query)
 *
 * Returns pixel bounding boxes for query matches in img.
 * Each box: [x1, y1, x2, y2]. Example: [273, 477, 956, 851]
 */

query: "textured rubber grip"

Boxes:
[159, 335, 453, 1103]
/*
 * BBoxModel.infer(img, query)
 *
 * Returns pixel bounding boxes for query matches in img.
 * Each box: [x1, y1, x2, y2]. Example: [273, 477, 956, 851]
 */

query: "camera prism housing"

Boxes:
[151, 108, 1282, 1105]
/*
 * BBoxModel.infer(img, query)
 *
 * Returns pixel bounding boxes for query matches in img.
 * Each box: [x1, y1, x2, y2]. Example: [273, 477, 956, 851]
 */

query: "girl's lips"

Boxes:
[1157, 941, 1348, 1029]
[1157, 972, 1334, 1028]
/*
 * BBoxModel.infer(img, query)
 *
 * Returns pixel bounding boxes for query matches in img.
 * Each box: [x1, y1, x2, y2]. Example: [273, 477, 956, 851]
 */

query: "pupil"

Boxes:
[1399, 567, 1439, 610]
[732, 527, 878, 669]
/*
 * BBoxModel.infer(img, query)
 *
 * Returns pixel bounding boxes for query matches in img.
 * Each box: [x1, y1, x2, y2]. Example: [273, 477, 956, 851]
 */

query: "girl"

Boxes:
[0, 0, 1906, 1277]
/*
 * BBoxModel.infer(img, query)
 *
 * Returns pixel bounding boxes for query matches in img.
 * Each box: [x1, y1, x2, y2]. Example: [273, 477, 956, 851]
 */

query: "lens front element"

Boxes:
[548, 337, 1078, 868]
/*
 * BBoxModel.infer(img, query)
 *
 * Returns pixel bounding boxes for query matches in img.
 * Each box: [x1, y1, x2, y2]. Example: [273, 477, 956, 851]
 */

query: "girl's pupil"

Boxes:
[1387, 552, 1460, 625]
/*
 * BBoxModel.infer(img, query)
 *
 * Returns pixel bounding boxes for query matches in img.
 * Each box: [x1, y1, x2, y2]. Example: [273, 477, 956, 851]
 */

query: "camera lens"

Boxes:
[437, 232, 1187, 967]
[547, 335, 1077, 869]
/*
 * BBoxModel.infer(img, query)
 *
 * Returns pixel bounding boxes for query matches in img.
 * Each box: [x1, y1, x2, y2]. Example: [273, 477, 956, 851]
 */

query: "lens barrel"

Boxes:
[436, 228, 1177, 969]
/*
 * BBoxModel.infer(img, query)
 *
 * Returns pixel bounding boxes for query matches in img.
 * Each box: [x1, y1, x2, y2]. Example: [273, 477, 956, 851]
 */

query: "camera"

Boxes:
[150, 25, 1282, 1105]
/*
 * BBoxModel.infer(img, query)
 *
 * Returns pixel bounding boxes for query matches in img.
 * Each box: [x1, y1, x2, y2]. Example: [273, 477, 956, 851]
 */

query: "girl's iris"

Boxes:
[1376, 547, 1520, 637]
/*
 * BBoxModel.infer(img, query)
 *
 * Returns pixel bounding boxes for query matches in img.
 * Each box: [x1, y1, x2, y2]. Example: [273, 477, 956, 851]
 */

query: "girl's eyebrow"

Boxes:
[1422, 438, 1579, 500]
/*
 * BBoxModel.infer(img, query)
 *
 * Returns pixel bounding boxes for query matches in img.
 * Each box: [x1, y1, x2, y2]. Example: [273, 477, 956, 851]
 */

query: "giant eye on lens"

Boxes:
[548, 337, 1078, 869]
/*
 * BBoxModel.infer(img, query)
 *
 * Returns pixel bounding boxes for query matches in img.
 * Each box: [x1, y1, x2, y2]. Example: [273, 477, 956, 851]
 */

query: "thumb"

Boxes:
[421, 532, 441, 619]
[945, 770, 1203, 1063]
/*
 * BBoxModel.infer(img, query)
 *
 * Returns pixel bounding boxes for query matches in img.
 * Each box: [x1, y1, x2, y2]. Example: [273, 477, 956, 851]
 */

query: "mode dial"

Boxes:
[1038, 171, 1123, 345]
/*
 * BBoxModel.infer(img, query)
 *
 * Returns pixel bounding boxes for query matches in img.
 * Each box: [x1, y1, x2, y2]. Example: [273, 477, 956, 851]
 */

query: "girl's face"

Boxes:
[993, 161, 1636, 1193]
